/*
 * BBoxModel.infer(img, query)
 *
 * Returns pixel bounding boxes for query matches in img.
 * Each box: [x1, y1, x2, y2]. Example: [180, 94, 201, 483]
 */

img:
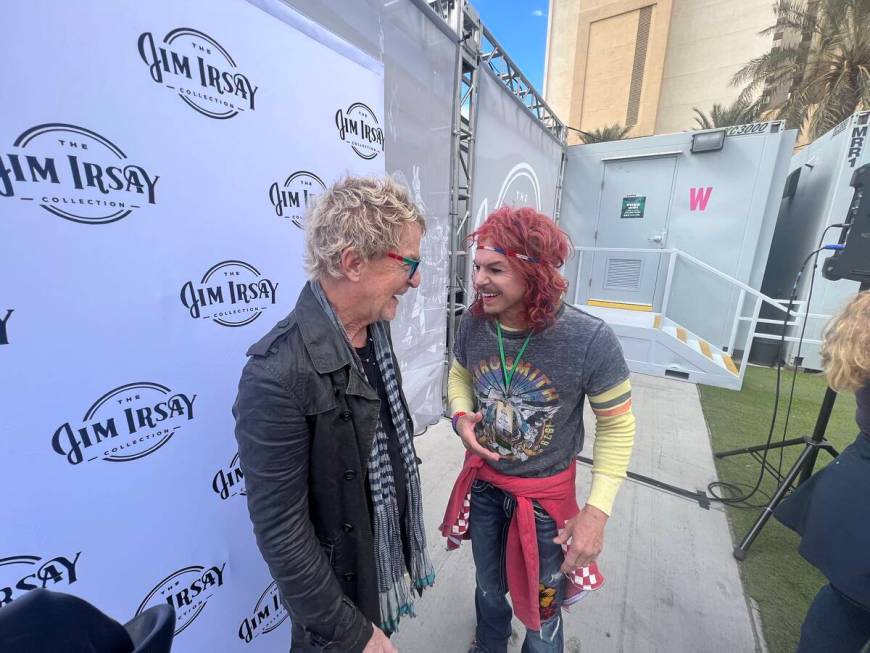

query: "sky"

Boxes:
[470, 0, 549, 94]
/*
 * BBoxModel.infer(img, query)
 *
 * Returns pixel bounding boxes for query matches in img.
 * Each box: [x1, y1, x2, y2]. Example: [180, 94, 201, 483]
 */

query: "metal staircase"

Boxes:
[657, 314, 739, 375]
[572, 247, 800, 391]
[579, 305, 742, 389]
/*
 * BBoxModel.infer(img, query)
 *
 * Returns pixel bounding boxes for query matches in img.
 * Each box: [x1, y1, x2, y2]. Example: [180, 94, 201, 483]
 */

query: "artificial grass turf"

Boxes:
[698, 365, 858, 653]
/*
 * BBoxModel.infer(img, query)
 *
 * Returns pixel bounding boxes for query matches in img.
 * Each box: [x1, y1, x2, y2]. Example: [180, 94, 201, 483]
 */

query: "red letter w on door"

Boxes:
[689, 186, 713, 211]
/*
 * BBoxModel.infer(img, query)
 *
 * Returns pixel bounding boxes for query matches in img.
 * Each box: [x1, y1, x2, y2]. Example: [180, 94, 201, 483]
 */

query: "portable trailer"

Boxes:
[752, 111, 870, 370]
[559, 121, 796, 390]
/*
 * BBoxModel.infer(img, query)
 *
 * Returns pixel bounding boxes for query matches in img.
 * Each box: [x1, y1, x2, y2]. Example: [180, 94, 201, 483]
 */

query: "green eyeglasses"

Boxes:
[386, 252, 422, 278]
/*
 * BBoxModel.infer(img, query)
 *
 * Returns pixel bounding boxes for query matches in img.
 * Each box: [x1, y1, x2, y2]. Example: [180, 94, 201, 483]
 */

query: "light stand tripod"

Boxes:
[717, 164, 870, 560]
[717, 280, 868, 561]
[721, 387, 840, 560]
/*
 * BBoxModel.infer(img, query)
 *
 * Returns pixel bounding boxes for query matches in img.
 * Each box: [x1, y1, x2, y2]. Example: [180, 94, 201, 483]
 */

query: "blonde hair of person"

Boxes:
[304, 176, 425, 280]
[820, 291, 870, 392]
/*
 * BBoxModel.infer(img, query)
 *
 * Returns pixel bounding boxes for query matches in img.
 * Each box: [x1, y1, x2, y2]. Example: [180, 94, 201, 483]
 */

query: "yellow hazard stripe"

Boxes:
[587, 299, 653, 312]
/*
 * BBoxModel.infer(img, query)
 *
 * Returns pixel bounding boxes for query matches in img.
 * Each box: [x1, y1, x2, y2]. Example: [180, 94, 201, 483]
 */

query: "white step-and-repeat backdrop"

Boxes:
[1, 0, 384, 650]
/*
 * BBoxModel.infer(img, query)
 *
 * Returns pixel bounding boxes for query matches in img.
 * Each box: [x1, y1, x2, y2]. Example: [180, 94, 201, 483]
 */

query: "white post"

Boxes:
[660, 250, 677, 316]
[726, 289, 746, 354]
[573, 249, 584, 305]
[738, 294, 763, 384]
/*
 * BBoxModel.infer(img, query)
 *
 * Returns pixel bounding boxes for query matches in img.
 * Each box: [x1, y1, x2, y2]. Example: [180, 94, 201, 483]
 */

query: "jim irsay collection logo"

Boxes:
[238, 581, 288, 643]
[138, 563, 227, 636]
[1, 552, 82, 608]
[213, 451, 245, 500]
[268, 170, 326, 228]
[138, 27, 258, 119]
[180, 260, 278, 327]
[335, 103, 384, 160]
[0, 124, 159, 224]
[52, 382, 197, 466]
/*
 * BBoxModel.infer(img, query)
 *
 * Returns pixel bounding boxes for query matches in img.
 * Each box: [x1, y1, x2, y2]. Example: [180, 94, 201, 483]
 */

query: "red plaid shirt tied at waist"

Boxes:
[440, 452, 604, 630]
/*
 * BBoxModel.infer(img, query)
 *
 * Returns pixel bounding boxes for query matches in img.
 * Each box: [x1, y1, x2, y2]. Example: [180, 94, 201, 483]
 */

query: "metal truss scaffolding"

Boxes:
[428, 0, 566, 409]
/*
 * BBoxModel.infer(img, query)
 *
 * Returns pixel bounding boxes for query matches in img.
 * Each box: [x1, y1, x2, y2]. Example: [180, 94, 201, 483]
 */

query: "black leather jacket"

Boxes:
[233, 283, 414, 651]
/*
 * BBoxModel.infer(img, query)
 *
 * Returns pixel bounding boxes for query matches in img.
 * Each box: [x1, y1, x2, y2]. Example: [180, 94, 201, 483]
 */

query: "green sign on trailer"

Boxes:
[621, 195, 646, 219]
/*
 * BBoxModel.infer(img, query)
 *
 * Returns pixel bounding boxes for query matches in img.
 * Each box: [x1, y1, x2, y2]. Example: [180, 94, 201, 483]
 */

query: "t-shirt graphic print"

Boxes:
[473, 355, 560, 461]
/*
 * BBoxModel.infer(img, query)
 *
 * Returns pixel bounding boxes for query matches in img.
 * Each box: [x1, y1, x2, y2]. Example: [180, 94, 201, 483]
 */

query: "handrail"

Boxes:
[742, 314, 831, 324]
[573, 245, 792, 315]
[571, 245, 818, 384]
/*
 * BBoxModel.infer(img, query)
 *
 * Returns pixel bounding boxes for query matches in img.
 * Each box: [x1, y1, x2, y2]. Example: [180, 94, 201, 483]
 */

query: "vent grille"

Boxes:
[605, 257, 642, 290]
[625, 5, 652, 127]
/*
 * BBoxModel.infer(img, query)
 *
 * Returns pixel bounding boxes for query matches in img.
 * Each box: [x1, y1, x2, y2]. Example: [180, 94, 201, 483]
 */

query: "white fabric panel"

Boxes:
[281, 0, 457, 430]
[467, 67, 565, 297]
[0, 0, 383, 650]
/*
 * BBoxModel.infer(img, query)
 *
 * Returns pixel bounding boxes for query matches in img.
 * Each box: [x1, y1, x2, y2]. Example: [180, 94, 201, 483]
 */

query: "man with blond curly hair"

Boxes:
[234, 176, 435, 653]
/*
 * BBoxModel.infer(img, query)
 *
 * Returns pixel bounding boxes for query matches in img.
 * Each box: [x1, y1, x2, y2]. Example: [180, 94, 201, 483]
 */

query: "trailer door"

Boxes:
[589, 155, 676, 309]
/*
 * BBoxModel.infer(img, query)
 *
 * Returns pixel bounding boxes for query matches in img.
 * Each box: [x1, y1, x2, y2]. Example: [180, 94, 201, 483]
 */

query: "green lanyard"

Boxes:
[496, 321, 532, 392]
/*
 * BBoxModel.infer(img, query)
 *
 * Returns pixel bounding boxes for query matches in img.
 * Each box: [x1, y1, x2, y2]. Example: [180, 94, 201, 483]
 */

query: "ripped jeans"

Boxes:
[469, 480, 566, 653]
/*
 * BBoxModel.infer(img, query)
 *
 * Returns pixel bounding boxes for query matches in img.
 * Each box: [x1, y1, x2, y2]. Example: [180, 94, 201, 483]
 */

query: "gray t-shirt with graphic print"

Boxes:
[454, 304, 630, 477]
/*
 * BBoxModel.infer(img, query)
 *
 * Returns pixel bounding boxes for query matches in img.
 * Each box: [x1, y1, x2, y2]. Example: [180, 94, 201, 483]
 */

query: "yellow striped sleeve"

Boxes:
[586, 378, 636, 516]
[447, 360, 475, 416]
[588, 380, 632, 418]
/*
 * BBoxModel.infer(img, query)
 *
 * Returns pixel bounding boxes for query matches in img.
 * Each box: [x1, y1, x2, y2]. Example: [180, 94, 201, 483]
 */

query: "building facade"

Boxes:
[544, 0, 778, 143]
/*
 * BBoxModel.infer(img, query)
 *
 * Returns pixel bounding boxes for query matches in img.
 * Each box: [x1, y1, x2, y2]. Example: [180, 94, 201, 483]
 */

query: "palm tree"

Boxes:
[692, 98, 765, 129]
[575, 123, 632, 144]
[732, 0, 870, 139]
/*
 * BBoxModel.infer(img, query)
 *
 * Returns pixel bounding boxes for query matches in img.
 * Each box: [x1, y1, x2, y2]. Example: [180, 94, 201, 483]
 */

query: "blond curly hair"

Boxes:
[820, 291, 870, 392]
[304, 176, 425, 280]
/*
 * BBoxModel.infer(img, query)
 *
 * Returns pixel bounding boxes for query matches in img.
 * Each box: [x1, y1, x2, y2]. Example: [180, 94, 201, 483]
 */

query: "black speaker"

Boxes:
[823, 163, 870, 283]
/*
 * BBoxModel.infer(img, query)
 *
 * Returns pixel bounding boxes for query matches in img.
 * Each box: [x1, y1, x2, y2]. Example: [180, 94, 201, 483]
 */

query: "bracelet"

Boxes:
[451, 411, 467, 434]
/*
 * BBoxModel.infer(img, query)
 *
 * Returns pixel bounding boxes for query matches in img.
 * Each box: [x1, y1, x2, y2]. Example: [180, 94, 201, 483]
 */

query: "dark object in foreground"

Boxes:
[0, 589, 175, 653]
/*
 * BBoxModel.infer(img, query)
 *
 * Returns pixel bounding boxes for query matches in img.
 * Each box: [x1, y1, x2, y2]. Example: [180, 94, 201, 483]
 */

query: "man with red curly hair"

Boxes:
[441, 207, 636, 652]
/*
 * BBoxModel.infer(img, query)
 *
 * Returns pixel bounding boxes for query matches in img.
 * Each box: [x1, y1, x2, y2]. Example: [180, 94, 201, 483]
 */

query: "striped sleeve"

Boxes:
[588, 379, 632, 418]
[585, 378, 636, 516]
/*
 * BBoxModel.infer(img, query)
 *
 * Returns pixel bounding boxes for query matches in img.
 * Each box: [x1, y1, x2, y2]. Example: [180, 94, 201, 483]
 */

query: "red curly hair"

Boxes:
[468, 206, 570, 332]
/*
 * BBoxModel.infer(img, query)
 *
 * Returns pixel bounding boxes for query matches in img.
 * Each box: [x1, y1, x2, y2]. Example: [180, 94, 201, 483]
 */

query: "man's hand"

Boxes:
[454, 412, 500, 462]
[363, 624, 397, 652]
[553, 505, 608, 574]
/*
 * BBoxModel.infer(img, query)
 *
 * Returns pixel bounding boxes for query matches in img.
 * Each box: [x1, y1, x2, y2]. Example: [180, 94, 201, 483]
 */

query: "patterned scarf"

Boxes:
[310, 280, 435, 632]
